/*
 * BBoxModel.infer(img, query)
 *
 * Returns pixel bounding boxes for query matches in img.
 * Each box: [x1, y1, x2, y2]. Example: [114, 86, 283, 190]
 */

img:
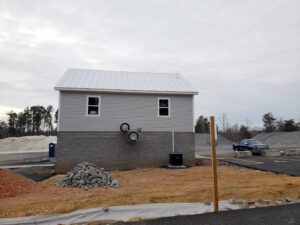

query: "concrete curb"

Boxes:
[284, 149, 300, 156]
[262, 149, 300, 157]
[261, 150, 283, 157]
[233, 151, 252, 158]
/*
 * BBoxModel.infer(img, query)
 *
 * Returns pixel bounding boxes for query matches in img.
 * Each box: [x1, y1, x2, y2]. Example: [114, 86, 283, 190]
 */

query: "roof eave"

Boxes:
[54, 87, 198, 95]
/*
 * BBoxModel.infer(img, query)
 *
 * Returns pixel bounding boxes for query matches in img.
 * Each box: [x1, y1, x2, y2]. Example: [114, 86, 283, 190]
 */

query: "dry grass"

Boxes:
[0, 165, 299, 218]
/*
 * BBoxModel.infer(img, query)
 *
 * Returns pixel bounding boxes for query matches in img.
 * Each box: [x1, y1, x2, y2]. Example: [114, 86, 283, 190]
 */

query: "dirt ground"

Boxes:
[0, 165, 300, 218]
[0, 169, 42, 198]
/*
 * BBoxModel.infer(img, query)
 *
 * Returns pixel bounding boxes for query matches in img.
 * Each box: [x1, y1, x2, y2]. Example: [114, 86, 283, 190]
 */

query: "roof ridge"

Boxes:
[68, 68, 181, 76]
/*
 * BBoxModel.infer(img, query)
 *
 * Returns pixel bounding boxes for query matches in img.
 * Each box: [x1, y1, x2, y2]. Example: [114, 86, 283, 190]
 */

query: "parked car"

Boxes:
[233, 139, 269, 155]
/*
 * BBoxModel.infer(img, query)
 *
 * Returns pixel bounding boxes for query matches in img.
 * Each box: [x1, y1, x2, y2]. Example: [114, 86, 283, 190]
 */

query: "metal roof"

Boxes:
[55, 68, 198, 95]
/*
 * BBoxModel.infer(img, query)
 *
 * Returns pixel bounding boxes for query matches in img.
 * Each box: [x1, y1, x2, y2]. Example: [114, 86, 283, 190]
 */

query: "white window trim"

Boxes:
[192, 95, 195, 132]
[57, 91, 61, 131]
[157, 97, 170, 118]
[86, 95, 101, 117]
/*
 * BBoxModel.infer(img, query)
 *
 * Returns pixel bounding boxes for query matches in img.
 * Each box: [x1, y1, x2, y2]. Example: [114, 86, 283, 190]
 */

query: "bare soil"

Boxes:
[0, 169, 42, 199]
[0, 165, 300, 218]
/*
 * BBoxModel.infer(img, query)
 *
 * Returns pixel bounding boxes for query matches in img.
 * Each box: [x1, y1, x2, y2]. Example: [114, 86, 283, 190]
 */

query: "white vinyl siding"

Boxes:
[59, 91, 194, 132]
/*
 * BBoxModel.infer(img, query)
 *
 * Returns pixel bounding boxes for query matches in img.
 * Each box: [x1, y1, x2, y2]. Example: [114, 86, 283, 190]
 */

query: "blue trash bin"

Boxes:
[49, 143, 55, 157]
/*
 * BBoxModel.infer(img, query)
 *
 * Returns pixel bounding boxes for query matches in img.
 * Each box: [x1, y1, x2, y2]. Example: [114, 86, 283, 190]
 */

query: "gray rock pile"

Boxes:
[56, 162, 119, 189]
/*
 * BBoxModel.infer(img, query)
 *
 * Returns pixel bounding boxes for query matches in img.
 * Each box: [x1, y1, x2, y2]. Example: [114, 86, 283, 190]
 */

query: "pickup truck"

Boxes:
[233, 139, 269, 155]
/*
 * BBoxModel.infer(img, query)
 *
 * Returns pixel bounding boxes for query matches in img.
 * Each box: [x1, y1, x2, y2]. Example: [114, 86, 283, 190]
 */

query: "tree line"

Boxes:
[0, 105, 58, 139]
[195, 112, 299, 142]
[262, 112, 298, 133]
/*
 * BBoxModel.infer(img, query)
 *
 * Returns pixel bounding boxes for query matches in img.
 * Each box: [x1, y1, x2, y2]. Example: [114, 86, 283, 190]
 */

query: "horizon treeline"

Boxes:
[195, 112, 300, 142]
[0, 105, 58, 139]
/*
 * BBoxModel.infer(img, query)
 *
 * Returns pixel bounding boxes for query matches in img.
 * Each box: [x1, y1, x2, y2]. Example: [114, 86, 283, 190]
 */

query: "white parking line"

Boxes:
[273, 160, 288, 163]
[230, 158, 264, 165]
[267, 157, 300, 162]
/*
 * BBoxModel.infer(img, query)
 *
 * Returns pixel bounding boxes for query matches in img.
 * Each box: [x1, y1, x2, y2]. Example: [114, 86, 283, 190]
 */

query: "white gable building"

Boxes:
[55, 68, 198, 172]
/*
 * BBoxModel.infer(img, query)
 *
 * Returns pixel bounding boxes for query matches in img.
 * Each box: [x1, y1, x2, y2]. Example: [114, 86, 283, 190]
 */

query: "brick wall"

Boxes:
[55, 131, 195, 173]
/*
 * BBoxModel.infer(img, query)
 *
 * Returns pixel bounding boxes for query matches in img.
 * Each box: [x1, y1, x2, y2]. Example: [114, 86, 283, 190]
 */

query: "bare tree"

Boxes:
[219, 113, 229, 132]
[245, 118, 252, 130]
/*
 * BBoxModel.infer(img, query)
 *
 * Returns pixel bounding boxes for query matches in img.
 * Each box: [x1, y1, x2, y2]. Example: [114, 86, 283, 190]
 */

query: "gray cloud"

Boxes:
[0, 0, 299, 126]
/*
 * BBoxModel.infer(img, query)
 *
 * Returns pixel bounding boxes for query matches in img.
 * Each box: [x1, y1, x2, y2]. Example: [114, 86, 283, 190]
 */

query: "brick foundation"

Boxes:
[55, 131, 195, 173]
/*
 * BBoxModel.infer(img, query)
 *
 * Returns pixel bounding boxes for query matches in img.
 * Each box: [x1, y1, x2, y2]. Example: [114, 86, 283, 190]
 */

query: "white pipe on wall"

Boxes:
[172, 130, 175, 153]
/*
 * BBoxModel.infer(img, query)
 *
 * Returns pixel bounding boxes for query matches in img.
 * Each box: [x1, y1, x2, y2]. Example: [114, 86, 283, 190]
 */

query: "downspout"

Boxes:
[172, 130, 175, 153]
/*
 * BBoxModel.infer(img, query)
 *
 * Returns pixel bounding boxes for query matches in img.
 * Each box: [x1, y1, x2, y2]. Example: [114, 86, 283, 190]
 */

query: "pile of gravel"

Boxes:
[56, 162, 119, 189]
[254, 131, 300, 147]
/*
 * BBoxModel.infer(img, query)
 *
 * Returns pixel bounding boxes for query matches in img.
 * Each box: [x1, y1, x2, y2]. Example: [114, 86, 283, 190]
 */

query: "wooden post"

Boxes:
[210, 116, 219, 212]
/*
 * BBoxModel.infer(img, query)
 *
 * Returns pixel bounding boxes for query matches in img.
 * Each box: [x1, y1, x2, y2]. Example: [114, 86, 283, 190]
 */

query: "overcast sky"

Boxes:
[0, 0, 299, 127]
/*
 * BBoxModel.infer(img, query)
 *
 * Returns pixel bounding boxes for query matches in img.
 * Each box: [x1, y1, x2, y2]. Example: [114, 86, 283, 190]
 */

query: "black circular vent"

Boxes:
[128, 131, 139, 143]
[120, 123, 130, 132]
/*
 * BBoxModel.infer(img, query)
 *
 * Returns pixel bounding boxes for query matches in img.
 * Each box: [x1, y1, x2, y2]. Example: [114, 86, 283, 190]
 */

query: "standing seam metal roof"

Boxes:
[55, 68, 198, 95]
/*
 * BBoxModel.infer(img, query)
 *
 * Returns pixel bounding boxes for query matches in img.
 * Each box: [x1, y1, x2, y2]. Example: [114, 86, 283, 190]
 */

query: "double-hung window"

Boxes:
[86, 96, 101, 116]
[158, 98, 170, 117]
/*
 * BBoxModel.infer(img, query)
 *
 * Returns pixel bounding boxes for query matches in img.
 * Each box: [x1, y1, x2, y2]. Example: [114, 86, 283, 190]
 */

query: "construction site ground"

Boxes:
[0, 165, 300, 218]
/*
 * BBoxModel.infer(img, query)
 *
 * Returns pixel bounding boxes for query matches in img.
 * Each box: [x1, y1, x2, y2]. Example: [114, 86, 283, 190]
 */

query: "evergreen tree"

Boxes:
[239, 125, 251, 139]
[0, 120, 8, 138]
[44, 105, 54, 134]
[16, 112, 26, 136]
[7, 111, 18, 136]
[30, 105, 46, 134]
[195, 115, 210, 133]
[23, 107, 32, 134]
[262, 113, 276, 132]
[54, 109, 58, 124]
[283, 119, 298, 132]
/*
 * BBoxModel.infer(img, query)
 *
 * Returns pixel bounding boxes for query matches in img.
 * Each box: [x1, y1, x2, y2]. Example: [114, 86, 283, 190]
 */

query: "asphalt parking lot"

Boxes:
[117, 203, 300, 225]
[223, 155, 300, 176]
